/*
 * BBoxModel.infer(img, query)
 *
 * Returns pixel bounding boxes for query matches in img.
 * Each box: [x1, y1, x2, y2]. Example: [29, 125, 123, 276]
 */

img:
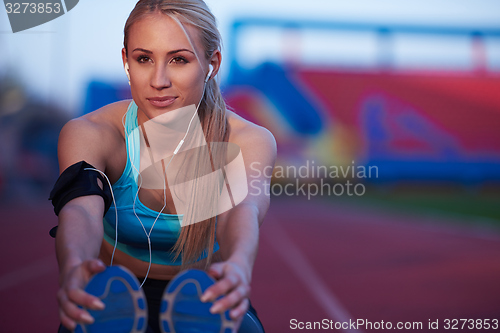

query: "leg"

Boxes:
[141, 278, 170, 333]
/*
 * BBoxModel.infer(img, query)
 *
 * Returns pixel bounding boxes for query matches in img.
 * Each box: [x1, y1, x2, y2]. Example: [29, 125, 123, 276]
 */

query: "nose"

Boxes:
[150, 64, 171, 90]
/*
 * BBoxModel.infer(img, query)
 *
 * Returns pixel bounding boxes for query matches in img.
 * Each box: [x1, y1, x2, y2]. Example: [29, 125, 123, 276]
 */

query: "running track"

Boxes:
[1, 197, 499, 332]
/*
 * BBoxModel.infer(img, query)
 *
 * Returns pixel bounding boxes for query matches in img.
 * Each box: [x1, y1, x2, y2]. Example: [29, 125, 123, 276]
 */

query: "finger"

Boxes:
[59, 307, 77, 331]
[67, 287, 105, 310]
[202, 264, 228, 301]
[202, 274, 239, 302]
[85, 259, 106, 275]
[210, 284, 249, 314]
[59, 292, 95, 325]
[207, 263, 224, 280]
[230, 298, 249, 320]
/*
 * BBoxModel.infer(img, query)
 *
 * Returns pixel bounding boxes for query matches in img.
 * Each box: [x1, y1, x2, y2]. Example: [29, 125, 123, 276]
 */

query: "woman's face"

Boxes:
[123, 12, 215, 122]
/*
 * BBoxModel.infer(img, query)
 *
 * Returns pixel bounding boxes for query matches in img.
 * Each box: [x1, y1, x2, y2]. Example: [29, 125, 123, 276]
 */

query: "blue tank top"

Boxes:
[103, 101, 219, 265]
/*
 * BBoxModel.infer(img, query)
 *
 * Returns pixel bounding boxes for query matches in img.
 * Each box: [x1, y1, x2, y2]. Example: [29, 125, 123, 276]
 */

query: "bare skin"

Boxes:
[56, 12, 276, 331]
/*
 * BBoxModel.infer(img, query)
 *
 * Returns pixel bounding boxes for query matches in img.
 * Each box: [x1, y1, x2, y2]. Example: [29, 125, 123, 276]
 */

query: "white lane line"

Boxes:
[0, 256, 57, 292]
[263, 218, 363, 333]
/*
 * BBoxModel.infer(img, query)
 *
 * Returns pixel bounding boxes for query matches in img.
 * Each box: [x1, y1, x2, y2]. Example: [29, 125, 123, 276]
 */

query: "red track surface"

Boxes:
[1, 197, 499, 332]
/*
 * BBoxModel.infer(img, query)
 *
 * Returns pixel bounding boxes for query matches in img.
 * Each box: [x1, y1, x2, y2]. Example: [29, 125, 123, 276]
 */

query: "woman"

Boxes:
[52, 0, 276, 332]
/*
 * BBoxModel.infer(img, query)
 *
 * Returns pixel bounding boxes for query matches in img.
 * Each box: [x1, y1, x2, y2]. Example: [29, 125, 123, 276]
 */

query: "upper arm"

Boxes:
[239, 125, 277, 214]
[57, 117, 109, 174]
[219, 123, 277, 226]
[56, 117, 111, 221]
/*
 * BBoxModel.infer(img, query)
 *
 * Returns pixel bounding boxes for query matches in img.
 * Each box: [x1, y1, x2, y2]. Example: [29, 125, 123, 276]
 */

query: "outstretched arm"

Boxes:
[202, 124, 277, 320]
[54, 118, 112, 330]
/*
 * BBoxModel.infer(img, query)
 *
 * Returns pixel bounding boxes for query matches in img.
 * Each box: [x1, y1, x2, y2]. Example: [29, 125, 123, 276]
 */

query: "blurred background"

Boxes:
[1, 0, 499, 332]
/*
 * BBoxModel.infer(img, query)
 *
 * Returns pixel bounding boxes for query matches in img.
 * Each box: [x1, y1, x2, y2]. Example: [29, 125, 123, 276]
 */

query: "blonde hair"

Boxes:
[124, 0, 229, 268]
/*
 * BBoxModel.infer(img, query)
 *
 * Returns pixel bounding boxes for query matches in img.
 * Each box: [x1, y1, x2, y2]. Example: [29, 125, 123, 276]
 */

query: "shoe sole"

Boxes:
[74, 265, 148, 333]
[159, 269, 237, 333]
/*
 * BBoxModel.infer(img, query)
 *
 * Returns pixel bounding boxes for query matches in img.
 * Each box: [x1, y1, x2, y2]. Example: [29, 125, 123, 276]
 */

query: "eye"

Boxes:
[136, 55, 151, 63]
[170, 56, 188, 64]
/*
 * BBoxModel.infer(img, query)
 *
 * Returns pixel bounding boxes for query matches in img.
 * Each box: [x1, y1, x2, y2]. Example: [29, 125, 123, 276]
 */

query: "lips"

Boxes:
[147, 96, 177, 108]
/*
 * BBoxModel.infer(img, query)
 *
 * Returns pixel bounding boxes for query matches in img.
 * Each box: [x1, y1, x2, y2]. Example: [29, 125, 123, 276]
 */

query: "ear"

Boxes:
[208, 49, 222, 80]
[122, 48, 131, 84]
[121, 48, 128, 68]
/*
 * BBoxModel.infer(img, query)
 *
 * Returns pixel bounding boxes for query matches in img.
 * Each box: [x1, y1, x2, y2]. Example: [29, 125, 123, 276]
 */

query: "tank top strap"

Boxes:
[124, 101, 141, 183]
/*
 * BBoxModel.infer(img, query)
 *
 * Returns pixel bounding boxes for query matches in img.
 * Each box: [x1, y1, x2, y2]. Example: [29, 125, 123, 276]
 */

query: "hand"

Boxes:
[57, 259, 106, 330]
[201, 261, 251, 322]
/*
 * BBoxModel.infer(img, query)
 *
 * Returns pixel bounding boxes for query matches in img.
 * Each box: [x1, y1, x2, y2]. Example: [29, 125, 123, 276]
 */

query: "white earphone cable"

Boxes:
[120, 77, 209, 287]
[83, 168, 119, 266]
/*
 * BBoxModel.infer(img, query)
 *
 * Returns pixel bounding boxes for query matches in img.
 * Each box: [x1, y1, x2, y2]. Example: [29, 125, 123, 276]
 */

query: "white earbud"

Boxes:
[205, 64, 214, 83]
[125, 62, 131, 84]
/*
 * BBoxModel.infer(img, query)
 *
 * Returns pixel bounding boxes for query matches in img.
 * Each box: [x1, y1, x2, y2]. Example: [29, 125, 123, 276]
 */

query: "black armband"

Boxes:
[48, 160, 112, 216]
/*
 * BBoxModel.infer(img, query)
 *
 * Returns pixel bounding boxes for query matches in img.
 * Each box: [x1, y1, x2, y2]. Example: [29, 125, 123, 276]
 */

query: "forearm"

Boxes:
[217, 203, 261, 281]
[56, 202, 104, 282]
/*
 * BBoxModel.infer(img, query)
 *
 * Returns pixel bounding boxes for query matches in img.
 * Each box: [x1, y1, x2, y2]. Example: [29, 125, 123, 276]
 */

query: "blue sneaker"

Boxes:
[159, 269, 238, 333]
[74, 265, 148, 333]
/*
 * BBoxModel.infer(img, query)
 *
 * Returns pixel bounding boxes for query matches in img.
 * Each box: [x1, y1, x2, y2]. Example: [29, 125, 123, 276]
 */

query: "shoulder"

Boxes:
[58, 100, 131, 171]
[61, 100, 130, 136]
[226, 110, 277, 166]
[227, 110, 277, 156]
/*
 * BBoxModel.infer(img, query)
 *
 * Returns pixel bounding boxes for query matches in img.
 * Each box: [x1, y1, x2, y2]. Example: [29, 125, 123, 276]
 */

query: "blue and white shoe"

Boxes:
[74, 265, 148, 333]
[159, 269, 238, 333]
